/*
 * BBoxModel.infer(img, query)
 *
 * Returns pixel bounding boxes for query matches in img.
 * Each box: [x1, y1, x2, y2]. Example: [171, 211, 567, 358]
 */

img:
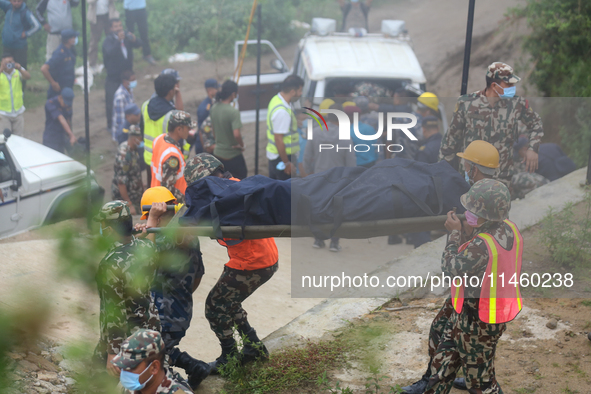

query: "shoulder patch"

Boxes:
[168, 157, 179, 168]
[206, 103, 211, 111]
[419, 146, 426, 151]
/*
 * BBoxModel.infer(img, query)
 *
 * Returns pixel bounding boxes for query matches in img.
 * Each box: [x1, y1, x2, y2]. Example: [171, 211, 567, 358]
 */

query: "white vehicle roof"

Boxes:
[6, 135, 81, 170]
[299, 34, 427, 83]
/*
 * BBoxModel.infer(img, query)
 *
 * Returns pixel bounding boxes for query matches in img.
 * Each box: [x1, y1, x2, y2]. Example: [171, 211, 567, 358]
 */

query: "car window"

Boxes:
[0, 150, 14, 183]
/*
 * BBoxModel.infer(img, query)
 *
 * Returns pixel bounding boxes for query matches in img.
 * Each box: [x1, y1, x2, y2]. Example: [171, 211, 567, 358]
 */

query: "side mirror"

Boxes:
[3, 128, 11, 141]
[270, 59, 286, 72]
[10, 170, 21, 191]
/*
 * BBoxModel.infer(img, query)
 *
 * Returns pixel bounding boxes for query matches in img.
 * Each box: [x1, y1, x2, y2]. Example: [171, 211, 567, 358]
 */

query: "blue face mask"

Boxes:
[464, 171, 471, 184]
[496, 84, 516, 99]
[129, 80, 137, 89]
[119, 362, 154, 391]
[138, 141, 145, 149]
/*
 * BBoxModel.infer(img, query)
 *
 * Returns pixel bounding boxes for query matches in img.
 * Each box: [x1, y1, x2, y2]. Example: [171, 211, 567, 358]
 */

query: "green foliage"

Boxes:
[513, 0, 591, 97]
[558, 101, 591, 167]
[539, 192, 591, 268]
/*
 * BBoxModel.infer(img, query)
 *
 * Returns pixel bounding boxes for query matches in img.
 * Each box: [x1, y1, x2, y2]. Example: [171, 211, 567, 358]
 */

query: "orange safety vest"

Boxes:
[451, 219, 523, 324]
[150, 134, 187, 194]
[218, 178, 279, 271]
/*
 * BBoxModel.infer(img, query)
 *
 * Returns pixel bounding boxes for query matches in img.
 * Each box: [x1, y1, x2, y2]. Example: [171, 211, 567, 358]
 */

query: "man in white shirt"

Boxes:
[265, 75, 304, 180]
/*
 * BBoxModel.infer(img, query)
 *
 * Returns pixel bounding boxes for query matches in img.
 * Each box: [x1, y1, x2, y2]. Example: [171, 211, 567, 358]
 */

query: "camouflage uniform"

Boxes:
[152, 204, 205, 362]
[510, 160, 550, 199]
[425, 180, 515, 394]
[439, 63, 543, 185]
[111, 329, 193, 394]
[199, 115, 215, 154]
[92, 202, 160, 361]
[112, 127, 144, 213]
[184, 153, 224, 185]
[350, 81, 393, 102]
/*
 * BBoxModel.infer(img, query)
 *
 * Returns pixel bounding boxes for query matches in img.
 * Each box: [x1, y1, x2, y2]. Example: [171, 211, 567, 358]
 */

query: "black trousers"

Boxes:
[215, 154, 248, 180]
[105, 78, 120, 130]
[7, 45, 27, 90]
[125, 8, 151, 57]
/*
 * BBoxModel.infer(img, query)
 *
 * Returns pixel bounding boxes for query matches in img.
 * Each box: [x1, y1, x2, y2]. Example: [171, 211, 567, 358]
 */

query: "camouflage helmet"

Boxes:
[184, 153, 224, 184]
[92, 200, 131, 222]
[111, 329, 165, 370]
[460, 179, 511, 221]
[486, 62, 521, 84]
[168, 110, 196, 132]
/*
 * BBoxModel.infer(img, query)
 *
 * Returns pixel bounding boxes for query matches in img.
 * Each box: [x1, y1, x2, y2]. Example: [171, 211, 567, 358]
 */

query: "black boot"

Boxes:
[174, 351, 212, 390]
[240, 327, 269, 364]
[401, 376, 429, 394]
[208, 338, 238, 375]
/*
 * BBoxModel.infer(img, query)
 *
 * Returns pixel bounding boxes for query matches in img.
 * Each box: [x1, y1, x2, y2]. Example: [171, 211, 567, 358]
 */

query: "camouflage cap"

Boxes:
[111, 329, 165, 370]
[184, 153, 224, 184]
[486, 62, 521, 84]
[127, 124, 142, 137]
[460, 179, 511, 221]
[92, 200, 131, 222]
[168, 110, 196, 131]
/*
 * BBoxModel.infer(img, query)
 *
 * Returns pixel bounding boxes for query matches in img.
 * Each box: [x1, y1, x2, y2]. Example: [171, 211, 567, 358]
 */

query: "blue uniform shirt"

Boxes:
[46, 44, 76, 99]
[414, 133, 442, 164]
[42, 97, 72, 153]
[350, 122, 378, 167]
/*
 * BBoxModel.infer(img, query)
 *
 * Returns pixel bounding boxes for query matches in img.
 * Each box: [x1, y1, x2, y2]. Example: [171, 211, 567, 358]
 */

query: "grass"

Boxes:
[581, 300, 591, 307]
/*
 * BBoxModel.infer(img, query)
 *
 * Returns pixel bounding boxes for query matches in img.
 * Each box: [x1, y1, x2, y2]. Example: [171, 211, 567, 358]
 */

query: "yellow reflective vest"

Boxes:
[0, 71, 23, 114]
[266, 94, 299, 156]
[142, 100, 190, 165]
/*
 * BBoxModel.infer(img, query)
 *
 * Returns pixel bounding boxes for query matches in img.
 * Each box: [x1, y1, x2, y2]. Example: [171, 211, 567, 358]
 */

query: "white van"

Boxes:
[0, 130, 104, 239]
[235, 18, 443, 125]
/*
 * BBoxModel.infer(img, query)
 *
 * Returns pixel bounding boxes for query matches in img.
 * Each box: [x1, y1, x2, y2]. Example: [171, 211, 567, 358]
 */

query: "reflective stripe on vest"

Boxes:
[451, 219, 523, 324]
[150, 133, 187, 194]
[142, 100, 168, 165]
[266, 94, 299, 155]
[0, 72, 23, 113]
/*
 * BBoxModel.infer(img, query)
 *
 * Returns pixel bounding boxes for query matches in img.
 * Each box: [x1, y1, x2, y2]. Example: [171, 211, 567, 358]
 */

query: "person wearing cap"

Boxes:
[419, 179, 523, 394]
[0, 53, 30, 136]
[112, 125, 144, 214]
[414, 116, 442, 165]
[112, 70, 137, 140]
[402, 141, 501, 394]
[41, 29, 78, 100]
[92, 201, 160, 376]
[440, 62, 543, 191]
[150, 110, 195, 203]
[266, 75, 304, 180]
[134, 187, 211, 389]
[103, 18, 141, 131]
[194, 78, 218, 154]
[42, 87, 76, 153]
[183, 154, 279, 373]
[115, 103, 142, 144]
[35, 0, 80, 62]
[111, 329, 193, 393]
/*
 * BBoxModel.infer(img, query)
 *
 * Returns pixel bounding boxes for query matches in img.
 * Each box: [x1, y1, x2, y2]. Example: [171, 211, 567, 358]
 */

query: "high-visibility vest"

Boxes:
[0, 71, 23, 113]
[266, 94, 299, 156]
[451, 219, 523, 324]
[150, 133, 187, 194]
[217, 178, 279, 271]
[142, 100, 191, 165]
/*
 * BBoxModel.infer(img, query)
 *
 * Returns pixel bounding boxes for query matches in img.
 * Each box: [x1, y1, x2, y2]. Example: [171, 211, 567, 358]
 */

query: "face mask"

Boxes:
[119, 362, 154, 391]
[137, 141, 144, 149]
[74, 37, 79, 46]
[464, 171, 470, 184]
[129, 80, 137, 89]
[465, 210, 480, 227]
[495, 83, 516, 99]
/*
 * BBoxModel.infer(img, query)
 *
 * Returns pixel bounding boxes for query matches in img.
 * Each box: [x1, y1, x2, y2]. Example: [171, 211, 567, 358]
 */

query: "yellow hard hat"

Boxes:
[418, 92, 439, 112]
[319, 99, 335, 111]
[342, 101, 356, 108]
[140, 186, 176, 219]
[456, 140, 500, 169]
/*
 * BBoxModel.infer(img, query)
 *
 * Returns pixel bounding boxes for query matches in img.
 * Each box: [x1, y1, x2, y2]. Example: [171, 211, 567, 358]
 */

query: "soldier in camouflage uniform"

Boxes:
[111, 329, 193, 394]
[112, 126, 145, 214]
[92, 201, 160, 375]
[138, 187, 211, 389]
[199, 114, 215, 154]
[424, 179, 520, 394]
[510, 159, 550, 199]
[184, 154, 279, 374]
[439, 62, 544, 191]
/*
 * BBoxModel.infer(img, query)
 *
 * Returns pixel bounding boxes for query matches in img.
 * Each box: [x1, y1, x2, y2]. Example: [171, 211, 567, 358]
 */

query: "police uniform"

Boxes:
[92, 202, 160, 362]
[415, 117, 442, 164]
[439, 62, 544, 186]
[425, 180, 523, 394]
[111, 126, 144, 212]
[45, 41, 76, 99]
[111, 329, 193, 394]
